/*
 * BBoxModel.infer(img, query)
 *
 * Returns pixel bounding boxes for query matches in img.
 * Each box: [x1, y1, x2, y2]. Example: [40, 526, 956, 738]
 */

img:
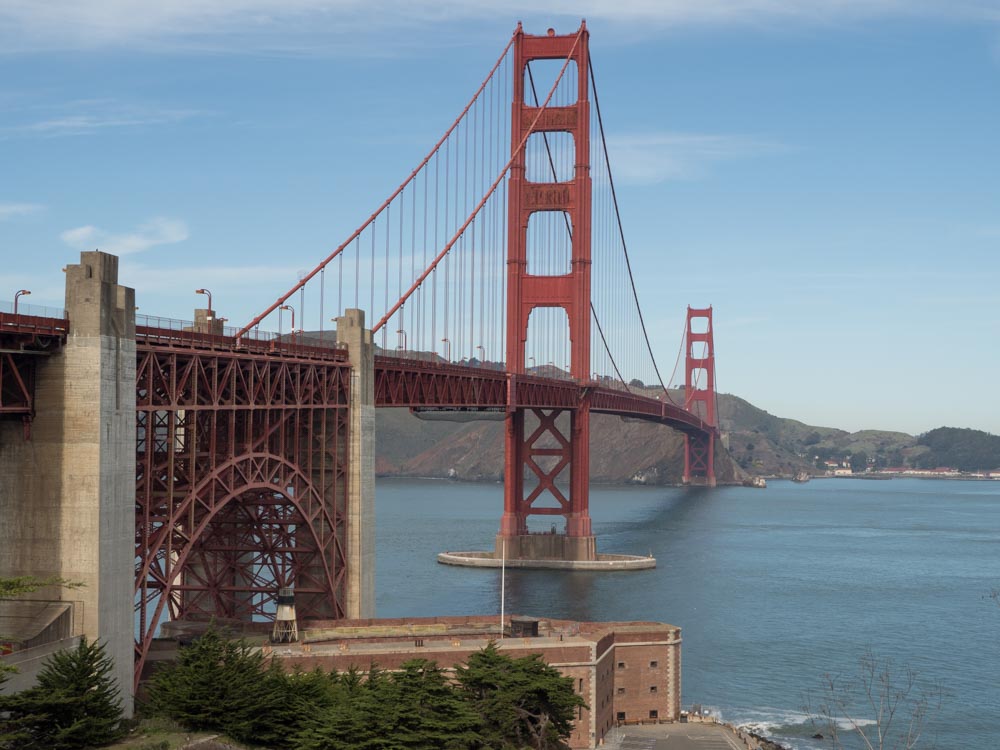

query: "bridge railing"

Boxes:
[0, 312, 70, 338]
[0, 300, 68, 319]
[136, 314, 347, 362]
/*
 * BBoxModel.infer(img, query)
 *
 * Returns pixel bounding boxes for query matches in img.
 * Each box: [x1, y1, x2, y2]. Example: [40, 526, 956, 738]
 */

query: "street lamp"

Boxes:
[279, 304, 295, 341]
[396, 329, 407, 354]
[476, 345, 485, 366]
[194, 288, 213, 316]
[13, 289, 30, 315]
[527, 356, 535, 372]
[441, 337, 450, 362]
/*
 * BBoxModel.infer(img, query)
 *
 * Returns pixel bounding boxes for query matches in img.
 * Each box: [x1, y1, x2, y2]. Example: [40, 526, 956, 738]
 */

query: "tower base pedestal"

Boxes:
[494, 533, 596, 562]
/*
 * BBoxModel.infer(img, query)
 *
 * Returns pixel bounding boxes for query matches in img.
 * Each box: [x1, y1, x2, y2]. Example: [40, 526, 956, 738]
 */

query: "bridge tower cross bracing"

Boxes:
[682, 306, 717, 486]
[499, 23, 596, 561]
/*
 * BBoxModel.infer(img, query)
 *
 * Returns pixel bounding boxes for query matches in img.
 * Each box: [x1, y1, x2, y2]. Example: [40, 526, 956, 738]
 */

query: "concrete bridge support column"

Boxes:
[0, 251, 136, 715]
[336, 309, 375, 619]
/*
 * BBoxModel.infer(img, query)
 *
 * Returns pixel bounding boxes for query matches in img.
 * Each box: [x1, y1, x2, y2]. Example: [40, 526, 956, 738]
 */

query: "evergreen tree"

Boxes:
[144, 625, 275, 739]
[292, 665, 399, 750]
[388, 659, 483, 749]
[236, 664, 337, 747]
[456, 642, 585, 750]
[0, 638, 125, 750]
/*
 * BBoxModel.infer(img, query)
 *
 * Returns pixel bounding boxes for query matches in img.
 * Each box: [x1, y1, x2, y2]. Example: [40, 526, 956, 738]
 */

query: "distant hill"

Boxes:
[376, 407, 747, 485]
[374, 390, 996, 484]
[913, 427, 1000, 472]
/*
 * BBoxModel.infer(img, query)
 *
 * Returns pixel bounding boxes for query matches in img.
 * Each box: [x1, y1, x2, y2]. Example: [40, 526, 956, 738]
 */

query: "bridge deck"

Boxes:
[374, 355, 713, 436]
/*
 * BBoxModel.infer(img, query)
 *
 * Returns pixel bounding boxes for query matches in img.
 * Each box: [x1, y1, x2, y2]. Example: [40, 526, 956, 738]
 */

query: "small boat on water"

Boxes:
[792, 471, 811, 483]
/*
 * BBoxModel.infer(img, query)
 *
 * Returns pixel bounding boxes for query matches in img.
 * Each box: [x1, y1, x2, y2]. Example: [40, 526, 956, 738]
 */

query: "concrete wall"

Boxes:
[0, 251, 135, 716]
[336, 309, 375, 619]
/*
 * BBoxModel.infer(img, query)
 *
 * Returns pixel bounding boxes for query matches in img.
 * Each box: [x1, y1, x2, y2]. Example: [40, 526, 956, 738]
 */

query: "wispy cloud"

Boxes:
[0, 202, 43, 221]
[606, 132, 784, 183]
[0, 1, 995, 55]
[60, 217, 189, 255]
[4, 99, 202, 138]
[120, 262, 307, 294]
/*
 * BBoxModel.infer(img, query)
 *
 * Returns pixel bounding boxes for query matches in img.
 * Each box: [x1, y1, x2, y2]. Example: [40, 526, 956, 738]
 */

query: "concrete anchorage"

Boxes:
[0, 251, 136, 716]
[336, 309, 375, 618]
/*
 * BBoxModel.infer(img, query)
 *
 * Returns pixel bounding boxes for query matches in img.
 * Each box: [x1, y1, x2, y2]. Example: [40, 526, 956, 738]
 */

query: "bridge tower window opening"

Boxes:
[525, 131, 575, 184]
[524, 306, 571, 380]
[526, 211, 572, 276]
[524, 57, 578, 108]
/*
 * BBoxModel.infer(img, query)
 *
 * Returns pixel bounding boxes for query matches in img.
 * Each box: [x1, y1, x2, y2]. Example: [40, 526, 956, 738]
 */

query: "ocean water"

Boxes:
[374, 477, 1000, 750]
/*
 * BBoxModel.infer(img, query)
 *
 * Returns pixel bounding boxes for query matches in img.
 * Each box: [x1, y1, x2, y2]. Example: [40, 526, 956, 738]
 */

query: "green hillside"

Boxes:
[374, 392, 996, 484]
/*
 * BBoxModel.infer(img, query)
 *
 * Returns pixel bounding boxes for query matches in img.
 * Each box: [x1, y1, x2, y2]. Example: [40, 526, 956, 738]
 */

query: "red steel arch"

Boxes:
[134, 328, 351, 687]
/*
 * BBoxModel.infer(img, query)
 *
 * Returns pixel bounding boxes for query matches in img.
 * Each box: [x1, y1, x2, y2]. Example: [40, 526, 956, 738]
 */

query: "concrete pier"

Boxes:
[0, 251, 136, 715]
[336, 309, 375, 618]
[438, 550, 656, 570]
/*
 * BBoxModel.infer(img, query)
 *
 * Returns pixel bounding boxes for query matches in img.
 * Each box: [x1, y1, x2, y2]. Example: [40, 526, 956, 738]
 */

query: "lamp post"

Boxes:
[527, 356, 535, 372]
[476, 345, 485, 366]
[279, 304, 295, 342]
[13, 289, 30, 315]
[194, 288, 213, 316]
[396, 328, 407, 355]
[441, 337, 450, 363]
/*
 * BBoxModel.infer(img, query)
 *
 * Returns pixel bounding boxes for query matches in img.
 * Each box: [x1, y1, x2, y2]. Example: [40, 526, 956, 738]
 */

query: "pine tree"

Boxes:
[0, 638, 125, 750]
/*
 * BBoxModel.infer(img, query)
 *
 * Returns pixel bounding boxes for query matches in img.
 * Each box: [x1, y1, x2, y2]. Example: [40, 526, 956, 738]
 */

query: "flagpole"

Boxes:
[500, 538, 506, 639]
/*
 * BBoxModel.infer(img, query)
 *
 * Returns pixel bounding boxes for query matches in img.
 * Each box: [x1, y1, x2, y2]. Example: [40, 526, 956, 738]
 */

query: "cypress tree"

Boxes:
[145, 625, 280, 740]
[389, 659, 483, 750]
[0, 638, 125, 750]
[456, 642, 585, 750]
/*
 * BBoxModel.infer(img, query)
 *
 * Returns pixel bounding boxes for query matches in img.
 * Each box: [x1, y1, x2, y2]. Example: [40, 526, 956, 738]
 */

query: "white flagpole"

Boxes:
[500, 538, 506, 639]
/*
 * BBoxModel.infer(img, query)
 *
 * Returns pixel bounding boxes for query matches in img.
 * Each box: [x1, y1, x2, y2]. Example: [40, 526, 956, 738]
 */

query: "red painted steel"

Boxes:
[372, 357, 712, 433]
[502, 23, 594, 540]
[682, 307, 717, 484]
[0, 313, 68, 438]
[133, 328, 351, 689]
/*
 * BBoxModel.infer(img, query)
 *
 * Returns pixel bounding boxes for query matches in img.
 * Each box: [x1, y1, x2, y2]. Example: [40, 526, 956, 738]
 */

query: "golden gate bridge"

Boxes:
[0, 23, 719, 690]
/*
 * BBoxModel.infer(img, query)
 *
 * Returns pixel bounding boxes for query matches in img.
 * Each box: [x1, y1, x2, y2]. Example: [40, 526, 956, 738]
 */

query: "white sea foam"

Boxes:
[714, 704, 879, 750]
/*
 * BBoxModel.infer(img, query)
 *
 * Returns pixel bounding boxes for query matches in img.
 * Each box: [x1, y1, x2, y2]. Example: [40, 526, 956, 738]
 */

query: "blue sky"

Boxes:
[1, 1, 998, 435]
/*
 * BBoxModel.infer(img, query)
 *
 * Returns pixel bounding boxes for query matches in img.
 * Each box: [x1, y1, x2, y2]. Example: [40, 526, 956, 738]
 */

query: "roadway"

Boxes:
[613, 723, 751, 750]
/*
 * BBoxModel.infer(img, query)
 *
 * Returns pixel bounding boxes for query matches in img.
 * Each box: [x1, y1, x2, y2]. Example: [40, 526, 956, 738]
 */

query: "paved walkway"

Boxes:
[613, 723, 749, 750]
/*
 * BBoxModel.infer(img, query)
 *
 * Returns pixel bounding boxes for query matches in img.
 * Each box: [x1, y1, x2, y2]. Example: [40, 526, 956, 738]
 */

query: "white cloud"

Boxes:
[60, 217, 189, 255]
[0, 0, 994, 54]
[0, 202, 43, 220]
[5, 99, 202, 138]
[606, 132, 783, 183]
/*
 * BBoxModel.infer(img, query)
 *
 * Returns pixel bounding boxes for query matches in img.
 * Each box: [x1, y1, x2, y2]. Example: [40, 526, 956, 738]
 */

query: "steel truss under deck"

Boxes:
[134, 330, 351, 687]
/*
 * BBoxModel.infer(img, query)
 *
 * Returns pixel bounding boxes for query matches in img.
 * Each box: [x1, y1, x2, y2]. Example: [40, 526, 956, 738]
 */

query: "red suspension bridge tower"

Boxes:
[683, 306, 717, 487]
[499, 24, 596, 561]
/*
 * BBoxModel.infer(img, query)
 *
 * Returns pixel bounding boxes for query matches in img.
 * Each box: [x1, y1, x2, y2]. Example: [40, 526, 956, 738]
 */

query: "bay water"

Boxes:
[374, 477, 1000, 749]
